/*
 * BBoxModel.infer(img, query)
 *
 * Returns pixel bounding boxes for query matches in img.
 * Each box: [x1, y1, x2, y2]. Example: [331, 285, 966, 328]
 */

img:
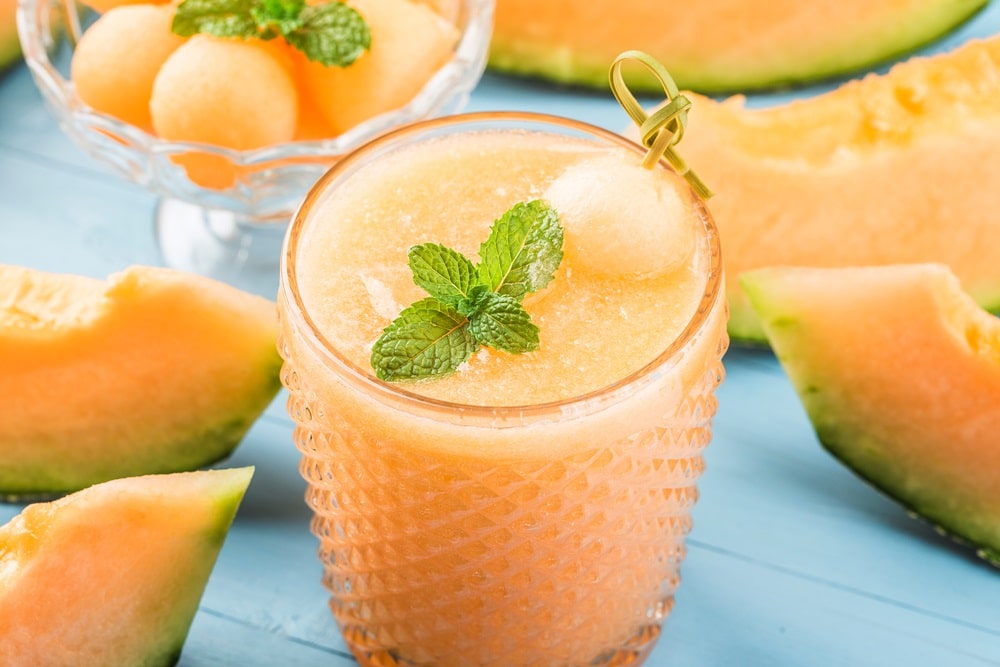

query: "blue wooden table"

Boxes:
[3, 7, 1000, 665]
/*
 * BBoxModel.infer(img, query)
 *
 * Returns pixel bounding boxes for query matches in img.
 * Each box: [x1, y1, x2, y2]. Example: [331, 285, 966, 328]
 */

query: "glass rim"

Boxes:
[280, 110, 724, 418]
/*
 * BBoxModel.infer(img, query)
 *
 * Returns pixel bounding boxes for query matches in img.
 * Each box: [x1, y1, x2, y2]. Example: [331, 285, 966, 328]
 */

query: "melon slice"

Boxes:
[0, 467, 253, 666]
[489, 0, 986, 92]
[0, 265, 281, 496]
[742, 264, 1000, 565]
[665, 34, 1000, 343]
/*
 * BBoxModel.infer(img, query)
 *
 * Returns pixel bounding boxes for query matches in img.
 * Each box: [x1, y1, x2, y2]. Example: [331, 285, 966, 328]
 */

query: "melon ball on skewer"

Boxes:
[70, 4, 185, 131]
[543, 155, 697, 279]
[302, 0, 460, 135]
[150, 35, 298, 150]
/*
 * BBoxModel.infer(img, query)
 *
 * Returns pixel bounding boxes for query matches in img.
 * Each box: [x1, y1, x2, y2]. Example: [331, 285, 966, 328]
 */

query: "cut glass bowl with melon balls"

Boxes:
[16, 0, 492, 295]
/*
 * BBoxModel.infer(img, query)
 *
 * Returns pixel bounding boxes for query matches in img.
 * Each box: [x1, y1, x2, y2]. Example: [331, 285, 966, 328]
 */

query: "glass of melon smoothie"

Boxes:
[278, 111, 727, 666]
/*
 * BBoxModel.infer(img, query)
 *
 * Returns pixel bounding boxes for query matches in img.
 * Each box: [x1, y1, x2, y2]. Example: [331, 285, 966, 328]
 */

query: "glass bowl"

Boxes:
[16, 0, 493, 295]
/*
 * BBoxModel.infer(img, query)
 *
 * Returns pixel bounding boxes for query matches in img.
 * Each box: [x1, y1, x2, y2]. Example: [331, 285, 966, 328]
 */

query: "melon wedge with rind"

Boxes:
[0, 467, 254, 666]
[0, 265, 281, 497]
[489, 0, 986, 92]
[666, 34, 1000, 344]
[742, 264, 1000, 566]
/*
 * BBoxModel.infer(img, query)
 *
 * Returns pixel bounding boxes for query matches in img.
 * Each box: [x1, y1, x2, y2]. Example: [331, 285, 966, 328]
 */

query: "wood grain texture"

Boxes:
[2, 7, 1000, 663]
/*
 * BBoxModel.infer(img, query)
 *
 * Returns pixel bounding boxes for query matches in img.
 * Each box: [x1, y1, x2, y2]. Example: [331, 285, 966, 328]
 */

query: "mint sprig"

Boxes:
[172, 0, 370, 67]
[371, 200, 564, 382]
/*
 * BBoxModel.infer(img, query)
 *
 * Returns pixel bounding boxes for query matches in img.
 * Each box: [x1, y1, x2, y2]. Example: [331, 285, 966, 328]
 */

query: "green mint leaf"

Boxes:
[371, 298, 478, 381]
[467, 292, 539, 354]
[285, 1, 371, 67]
[250, 0, 305, 34]
[455, 284, 490, 319]
[478, 200, 564, 301]
[172, 0, 259, 38]
[408, 243, 481, 312]
[371, 200, 564, 382]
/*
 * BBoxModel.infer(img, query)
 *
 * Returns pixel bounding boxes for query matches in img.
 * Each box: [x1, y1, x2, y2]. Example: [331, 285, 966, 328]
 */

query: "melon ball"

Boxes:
[543, 155, 697, 279]
[293, 95, 337, 141]
[70, 4, 185, 131]
[283, 43, 337, 141]
[169, 152, 240, 190]
[257, 36, 296, 77]
[302, 0, 459, 135]
[150, 35, 298, 150]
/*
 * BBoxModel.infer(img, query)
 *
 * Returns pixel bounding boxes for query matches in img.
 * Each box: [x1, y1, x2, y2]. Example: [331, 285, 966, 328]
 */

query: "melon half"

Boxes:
[743, 264, 1000, 565]
[489, 0, 985, 92]
[0, 467, 253, 666]
[0, 265, 281, 496]
[671, 34, 1000, 343]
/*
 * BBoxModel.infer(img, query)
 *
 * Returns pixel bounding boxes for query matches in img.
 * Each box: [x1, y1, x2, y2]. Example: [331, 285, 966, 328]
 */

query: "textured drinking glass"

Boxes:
[278, 112, 728, 667]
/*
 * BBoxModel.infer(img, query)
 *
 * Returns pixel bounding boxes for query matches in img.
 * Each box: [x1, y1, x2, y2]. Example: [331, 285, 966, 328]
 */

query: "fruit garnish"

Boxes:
[171, 0, 370, 67]
[371, 200, 563, 382]
[608, 50, 711, 198]
[544, 154, 695, 279]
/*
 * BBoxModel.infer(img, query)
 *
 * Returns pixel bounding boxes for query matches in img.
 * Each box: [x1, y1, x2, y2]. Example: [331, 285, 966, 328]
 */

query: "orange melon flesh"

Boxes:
[0, 0, 19, 70]
[80, 0, 171, 14]
[70, 4, 187, 132]
[0, 265, 281, 496]
[667, 34, 1000, 343]
[489, 0, 986, 92]
[742, 264, 1000, 565]
[302, 0, 459, 135]
[0, 467, 253, 666]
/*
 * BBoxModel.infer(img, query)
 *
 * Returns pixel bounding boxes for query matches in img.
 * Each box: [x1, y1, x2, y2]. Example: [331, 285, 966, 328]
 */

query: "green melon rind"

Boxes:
[0, 353, 280, 498]
[809, 415, 1000, 567]
[0, 467, 253, 666]
[488, 0, 986, 93]
[138, 468, 254, 666]
[732, 283, 1000, 347]
[117, 468, 253, 666]
[727, 296, 771, 347]
[0, 265, 283, 498]
[0, 37, 18, 72]
[0, 0, 20, 72]
[741, 271, 1000, 565]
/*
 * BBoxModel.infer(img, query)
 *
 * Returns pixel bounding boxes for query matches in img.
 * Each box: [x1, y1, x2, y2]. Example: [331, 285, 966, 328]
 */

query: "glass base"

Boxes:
[155, 198, 287, 298]
[342, 620, 664, 667]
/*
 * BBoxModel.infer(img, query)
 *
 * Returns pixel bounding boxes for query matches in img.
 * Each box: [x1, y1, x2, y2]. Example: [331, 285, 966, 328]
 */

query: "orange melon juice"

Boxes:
[278, 113, 727, 666]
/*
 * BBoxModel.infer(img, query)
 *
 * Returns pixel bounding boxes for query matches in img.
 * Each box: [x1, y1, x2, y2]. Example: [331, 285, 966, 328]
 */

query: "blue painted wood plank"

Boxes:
[180, 611, 355, 666]
[3, 5, 1000, 665]
[0, 151, 160, 274]
[653, 544, 1000, 666]
[0, 65, 104, 176]
[698, 353, 1000, 632]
